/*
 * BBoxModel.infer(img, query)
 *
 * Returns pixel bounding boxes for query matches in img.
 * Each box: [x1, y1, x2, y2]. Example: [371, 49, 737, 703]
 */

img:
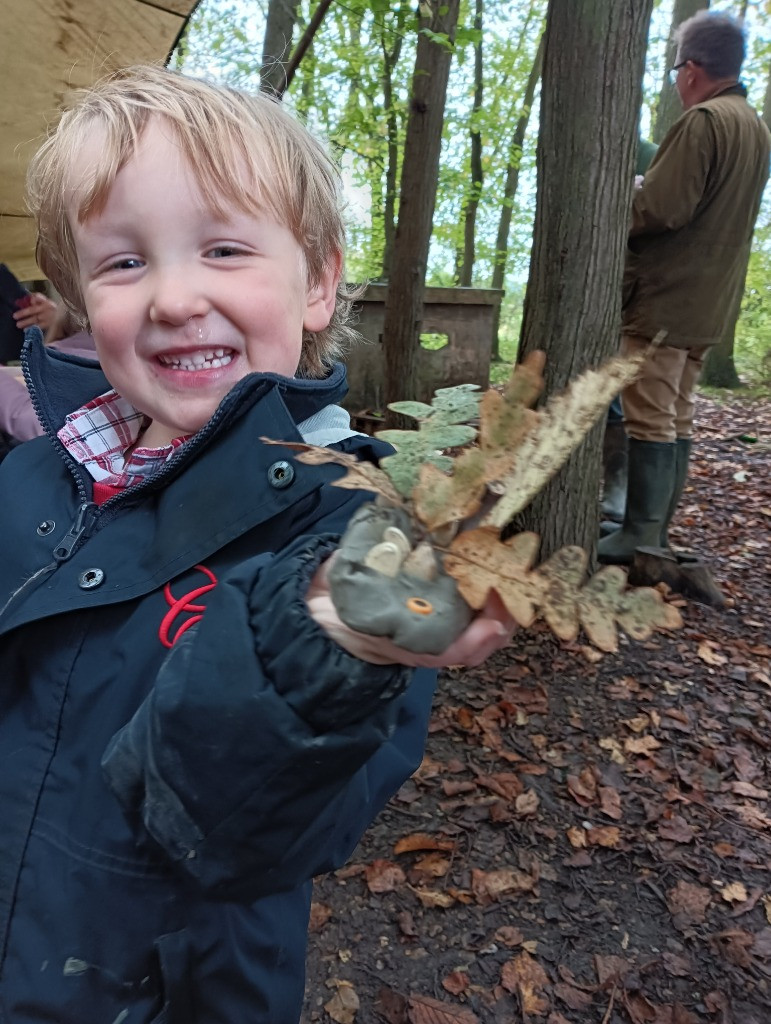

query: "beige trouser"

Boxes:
[620, 335, 707, 442]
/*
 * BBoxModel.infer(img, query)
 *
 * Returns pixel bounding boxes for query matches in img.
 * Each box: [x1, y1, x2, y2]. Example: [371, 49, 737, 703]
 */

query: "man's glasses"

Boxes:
[669, 59, 699, 84]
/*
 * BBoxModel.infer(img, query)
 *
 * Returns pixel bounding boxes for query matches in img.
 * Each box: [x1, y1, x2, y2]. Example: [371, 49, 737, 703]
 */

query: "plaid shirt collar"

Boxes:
[58, 389, 190, 488]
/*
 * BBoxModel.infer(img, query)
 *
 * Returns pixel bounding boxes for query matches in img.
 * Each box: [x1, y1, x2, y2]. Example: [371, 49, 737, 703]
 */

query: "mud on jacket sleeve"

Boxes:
[101, 533, 428, 902]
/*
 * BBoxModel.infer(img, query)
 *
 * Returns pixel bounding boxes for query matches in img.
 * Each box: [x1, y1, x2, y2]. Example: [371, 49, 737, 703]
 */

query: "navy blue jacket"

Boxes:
[0, 336, 436, 1023]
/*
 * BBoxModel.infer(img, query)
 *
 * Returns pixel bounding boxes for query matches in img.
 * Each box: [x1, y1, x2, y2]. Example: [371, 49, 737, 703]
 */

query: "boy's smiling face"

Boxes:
[69, 117, 339, 448]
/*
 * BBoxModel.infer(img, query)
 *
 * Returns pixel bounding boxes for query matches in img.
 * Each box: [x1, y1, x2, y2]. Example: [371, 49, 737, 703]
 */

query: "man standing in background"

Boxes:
[599, 11, 770, 564]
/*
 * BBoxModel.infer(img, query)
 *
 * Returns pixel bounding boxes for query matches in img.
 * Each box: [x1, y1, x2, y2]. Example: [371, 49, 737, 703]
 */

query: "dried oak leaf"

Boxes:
[500, 951, 551, 1016]
[413, 455, 486, 532]
[407, 994, 480, 1024]
[531, 546, 587, 642]
[265, 440, 403, 504]
[482, 353, 645, 529]
[578, 566, 683, 652]
[444, 527, 540, 626]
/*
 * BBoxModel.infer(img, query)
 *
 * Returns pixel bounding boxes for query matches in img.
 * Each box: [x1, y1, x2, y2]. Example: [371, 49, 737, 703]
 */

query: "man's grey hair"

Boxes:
[676, 11, 746, 80]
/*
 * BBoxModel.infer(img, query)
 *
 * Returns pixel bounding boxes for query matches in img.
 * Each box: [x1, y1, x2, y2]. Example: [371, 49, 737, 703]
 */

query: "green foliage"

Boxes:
[174, 0, 771, 357]
[375, 384, 483, 496]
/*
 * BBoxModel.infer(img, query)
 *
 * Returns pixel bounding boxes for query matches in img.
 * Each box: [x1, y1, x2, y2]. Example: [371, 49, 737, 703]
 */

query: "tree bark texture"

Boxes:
[382, 0, 461, 425]
[456, 0, 484, 287]
[653, 0, 709, 143]
[379, 7, 407, 280]
[490, 32, 544, 359]
[261, 0, 300, 95]
[517, 0, 654, 559]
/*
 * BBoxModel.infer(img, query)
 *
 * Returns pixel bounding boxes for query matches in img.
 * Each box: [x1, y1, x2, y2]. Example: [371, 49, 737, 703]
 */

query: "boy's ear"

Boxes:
[303, 251, 342, 333]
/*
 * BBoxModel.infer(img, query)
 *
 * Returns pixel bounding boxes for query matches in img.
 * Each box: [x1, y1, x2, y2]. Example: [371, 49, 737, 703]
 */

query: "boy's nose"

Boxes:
[149, 271, 210, 326]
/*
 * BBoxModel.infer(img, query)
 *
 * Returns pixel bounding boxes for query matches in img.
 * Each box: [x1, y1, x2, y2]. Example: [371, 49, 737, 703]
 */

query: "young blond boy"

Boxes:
[0, 66, 510, 1021]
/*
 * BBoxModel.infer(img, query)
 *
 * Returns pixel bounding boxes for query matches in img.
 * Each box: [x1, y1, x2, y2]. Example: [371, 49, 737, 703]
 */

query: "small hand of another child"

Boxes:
[13, 293, 59, 332]
[306, 555, 515, 668]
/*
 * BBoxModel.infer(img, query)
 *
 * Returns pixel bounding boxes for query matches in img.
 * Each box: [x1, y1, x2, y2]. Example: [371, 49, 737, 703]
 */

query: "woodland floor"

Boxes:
[303, 393, 771, 1024]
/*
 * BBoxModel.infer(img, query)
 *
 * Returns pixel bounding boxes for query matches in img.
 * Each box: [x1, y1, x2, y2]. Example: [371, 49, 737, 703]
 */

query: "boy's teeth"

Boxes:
[160, 350, 234, 370]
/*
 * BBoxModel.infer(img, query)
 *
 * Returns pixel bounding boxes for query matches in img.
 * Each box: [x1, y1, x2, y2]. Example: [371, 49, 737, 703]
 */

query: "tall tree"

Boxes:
[261, 0, 301, 94]
[382, 0, 461, 424]
[517, 0, 654, 558]
[654, 0, 710, 143]
[455, 0, 485, 286]
[379, 4, 408, 280]
[490, 31, 545, 359]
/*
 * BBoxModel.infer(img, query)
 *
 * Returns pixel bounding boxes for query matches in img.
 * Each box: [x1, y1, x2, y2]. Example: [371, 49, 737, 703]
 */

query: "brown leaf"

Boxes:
[397, 911, 418, 937]
[594, 953, 630, 986]
[471, 867, 537, 904]
[475, 771, 524, 801]
[666, 880, 711, 926]
[566, 826, 588, 849]
[697, 641, 728, 666]
[599, 785, 623, 820]
[500, 951, 551, 1015]
[441, 971, 470, 997]
[445, 527, 540, 626]
[720, 881, 748, 904]
[414, 457, 486, 533]
[377, 987, 409, 1024]
[515, 788, 541, 817]
[567, 768, 597, 807]
[365, 860, 407, 894]
[324, 980, 360, 1024]
[586, 825, 621, 848]
[265, 440, 403, 504]
[553, 983, 593, 1010]
[657, 815, 695, 844]
[411, 887, 456, 909]
[495, 925, 525, 947]
[394, 833, 457, 855]
[624, 735, 662, 755]
[712, 928, 754, 968]
[308, 901, 332, 933]
[482, 352, 644, 528]
[532, 546, 588, 642]
[407, 994, 480, 1024]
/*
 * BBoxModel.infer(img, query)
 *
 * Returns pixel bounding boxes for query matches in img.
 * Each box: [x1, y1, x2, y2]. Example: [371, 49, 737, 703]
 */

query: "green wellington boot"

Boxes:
[597, 439, 676, 565]
[600, 421, 628, 525]
[660, 437, 692, 549]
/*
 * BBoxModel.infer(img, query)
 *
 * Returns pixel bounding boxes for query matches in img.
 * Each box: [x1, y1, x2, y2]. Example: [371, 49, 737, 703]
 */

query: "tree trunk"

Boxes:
[653, 0, 710, 143]
[517, 0, 654, 559]
[261, 0, 300, 95]
[382, 0, 461, 426]
[490, 32, 545, 360]
[456, 0, 484, 287]
[379, 6, 407, 281]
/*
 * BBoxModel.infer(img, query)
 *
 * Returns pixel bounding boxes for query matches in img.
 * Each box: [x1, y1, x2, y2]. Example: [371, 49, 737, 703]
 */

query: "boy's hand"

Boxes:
[307, 556, 515, 668]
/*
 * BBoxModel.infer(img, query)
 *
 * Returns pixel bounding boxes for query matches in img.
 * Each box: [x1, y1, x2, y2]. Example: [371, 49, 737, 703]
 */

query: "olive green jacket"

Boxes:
[623, 85, 770, 348]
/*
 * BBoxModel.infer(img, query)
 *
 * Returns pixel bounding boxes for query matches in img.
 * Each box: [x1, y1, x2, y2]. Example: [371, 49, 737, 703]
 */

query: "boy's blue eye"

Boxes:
[112, 258, 143, 270]
[208, 246, 240, 258]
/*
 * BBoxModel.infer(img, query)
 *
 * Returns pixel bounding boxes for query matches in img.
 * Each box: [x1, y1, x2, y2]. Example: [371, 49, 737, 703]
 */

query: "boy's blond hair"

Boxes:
[27, 64, 358, 377]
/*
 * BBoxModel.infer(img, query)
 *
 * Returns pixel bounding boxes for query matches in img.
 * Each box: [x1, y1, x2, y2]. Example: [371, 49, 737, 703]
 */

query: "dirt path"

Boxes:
[304, 395, 771, 1024]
